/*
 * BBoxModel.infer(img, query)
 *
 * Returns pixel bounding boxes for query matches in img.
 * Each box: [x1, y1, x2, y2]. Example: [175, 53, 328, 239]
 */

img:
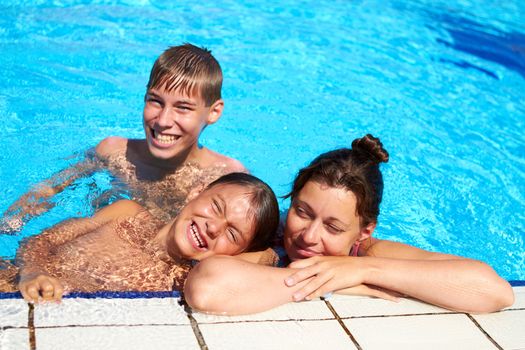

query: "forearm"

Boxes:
[362, 257, 514, 312]
[184, 256, 307, 315]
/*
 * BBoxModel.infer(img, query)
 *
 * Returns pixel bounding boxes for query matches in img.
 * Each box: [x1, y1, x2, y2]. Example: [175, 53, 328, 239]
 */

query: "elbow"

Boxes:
[468, 277, 515, 314]
[491, 280, 515, 311]
[184, 256, 235, 314]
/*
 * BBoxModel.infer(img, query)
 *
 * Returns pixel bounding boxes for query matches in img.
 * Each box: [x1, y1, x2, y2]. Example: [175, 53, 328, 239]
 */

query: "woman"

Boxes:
[0, 173, 279, 303]
[184, 135, 514, 315]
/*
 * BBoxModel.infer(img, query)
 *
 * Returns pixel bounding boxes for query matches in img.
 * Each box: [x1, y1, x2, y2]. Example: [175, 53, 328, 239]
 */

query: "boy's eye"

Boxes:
[176, 105, 192, 112]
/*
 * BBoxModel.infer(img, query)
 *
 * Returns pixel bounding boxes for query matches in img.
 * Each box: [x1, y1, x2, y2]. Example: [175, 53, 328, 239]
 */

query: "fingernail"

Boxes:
[284, 277, 294, 286]
[292, 293, 302, 301]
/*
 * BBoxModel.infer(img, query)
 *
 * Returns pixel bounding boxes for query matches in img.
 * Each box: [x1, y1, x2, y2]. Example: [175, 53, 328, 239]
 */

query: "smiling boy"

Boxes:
[1, 44, 246, 231]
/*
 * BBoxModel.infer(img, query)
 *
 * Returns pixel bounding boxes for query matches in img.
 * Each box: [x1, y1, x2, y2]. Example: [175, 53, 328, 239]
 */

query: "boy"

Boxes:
[1, 43, 245, 232]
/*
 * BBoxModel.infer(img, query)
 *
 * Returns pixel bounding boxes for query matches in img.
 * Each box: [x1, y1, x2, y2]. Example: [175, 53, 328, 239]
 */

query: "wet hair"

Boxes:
[206, 172, 279, 252]
[146, 43, 222, 106]
[286, 134, 389, 227]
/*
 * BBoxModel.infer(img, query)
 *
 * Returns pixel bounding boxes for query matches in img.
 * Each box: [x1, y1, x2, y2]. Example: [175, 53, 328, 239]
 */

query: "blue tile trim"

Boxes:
[0, 290, 181, 300]
[510, 280, 525, 286]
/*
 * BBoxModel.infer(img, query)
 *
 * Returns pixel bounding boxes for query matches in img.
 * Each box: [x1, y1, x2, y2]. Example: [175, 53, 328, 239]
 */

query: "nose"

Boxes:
[206, 218, 227, 239]
[300, 219, 322, 246]
[157, 106, 174, 128]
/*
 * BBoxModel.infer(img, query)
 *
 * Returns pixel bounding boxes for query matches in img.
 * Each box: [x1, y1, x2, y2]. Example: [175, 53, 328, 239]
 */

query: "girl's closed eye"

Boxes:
[228, 228, 238, 243]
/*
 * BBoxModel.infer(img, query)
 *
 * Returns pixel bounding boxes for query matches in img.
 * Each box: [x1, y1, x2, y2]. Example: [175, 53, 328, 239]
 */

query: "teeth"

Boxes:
[153, 130, 178, 144]
[191, 223, 205, 248]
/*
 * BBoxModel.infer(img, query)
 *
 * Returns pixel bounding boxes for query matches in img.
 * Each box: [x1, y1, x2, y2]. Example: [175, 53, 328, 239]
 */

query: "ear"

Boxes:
[357, 222, 376, 242]
[187, 183, 207, 201]
[206, 99, 224, 125]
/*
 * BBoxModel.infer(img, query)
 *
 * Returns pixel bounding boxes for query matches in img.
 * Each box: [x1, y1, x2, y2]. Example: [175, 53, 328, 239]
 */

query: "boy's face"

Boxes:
[165, 183, 257, 261]
[143, 85, 223, 161]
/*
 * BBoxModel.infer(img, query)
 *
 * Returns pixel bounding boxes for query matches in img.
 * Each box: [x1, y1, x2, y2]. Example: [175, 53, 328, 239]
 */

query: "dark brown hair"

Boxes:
[286, 134, 389, 227]
[207, 172, 279, 252]
[147, 43, 222, 106]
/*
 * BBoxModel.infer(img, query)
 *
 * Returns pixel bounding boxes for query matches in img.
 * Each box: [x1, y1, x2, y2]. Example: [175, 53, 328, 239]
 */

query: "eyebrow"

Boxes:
[218, 194, 247, 242]
[146, 90, 198, 106]
[294, 198, 351, 228]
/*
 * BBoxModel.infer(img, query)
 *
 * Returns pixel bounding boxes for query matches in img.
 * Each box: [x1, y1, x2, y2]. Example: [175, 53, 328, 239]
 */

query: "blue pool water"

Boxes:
[0, 0, 524, 281]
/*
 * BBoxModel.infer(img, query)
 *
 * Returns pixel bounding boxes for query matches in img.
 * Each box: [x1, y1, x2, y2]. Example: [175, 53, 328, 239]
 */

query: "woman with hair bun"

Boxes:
[184, 135, 514, 315]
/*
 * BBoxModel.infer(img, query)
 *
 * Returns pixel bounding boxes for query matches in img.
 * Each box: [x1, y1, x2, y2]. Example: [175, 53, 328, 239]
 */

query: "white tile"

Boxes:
[328, 294, 449, 317]
[0, 299, 28, 327]
[193, 299, 333, 323]
[344, 314, 497, 350]
[473, 309, 525, 350]
[507, 286, 525, 309]
[36, 325, 199, 350]
[200, 320, 356, 350]
[0, 328, 30, 350]
[34, 297, 188, 327]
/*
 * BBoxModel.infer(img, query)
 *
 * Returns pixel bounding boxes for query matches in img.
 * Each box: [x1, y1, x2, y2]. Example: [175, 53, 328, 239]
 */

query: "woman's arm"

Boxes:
[286, 239, 514, 313]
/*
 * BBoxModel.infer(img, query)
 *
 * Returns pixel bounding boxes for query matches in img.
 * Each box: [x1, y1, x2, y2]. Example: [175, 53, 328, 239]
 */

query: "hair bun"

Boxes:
[351, 134, 389, 164]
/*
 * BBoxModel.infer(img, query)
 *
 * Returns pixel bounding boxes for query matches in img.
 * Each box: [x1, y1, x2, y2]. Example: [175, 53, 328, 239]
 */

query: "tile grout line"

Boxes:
[28, 303, 35, 350]
[181, 300, 208, 350]
[323, 299, 362, 350]
[465, 313, 504, 350]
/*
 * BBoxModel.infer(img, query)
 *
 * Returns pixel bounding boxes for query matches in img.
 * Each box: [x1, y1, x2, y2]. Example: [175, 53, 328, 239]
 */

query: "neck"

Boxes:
[154, 218, 188, 264]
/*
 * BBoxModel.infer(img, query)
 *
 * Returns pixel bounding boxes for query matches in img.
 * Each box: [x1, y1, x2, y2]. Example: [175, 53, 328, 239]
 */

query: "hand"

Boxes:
[18, 273, 64, 303]
[285, 256, 367, 301]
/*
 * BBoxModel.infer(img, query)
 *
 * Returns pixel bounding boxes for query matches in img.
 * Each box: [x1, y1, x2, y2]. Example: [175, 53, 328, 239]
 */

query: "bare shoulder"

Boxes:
[364, 238, 456, 260]
[203, 148, 247, 173]
[95, 136, 128, 159]
[92, 200, 145, 223]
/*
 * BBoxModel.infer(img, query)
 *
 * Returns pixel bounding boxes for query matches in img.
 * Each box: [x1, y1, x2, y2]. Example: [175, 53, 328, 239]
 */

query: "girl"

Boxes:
[0, 172, 279, 303]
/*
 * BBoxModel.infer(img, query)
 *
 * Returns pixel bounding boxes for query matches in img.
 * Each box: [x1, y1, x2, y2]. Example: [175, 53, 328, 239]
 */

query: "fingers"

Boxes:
[19, 275, 64, 304]
[291, 273, 333, 302]
[288, 257, 318, 269]
[285, 265, 320, 287]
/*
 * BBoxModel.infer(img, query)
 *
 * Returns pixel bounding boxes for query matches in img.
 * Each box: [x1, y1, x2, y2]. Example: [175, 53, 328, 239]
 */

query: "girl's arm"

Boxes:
[184, 256, 305, 315]
[17, 199, 142, 302]
[286, 239, 514, 313]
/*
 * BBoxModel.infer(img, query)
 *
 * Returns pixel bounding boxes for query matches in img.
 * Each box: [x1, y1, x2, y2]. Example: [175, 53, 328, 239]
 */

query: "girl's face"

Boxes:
[284, 181, 375, 261]
[166, 183, 256, 261]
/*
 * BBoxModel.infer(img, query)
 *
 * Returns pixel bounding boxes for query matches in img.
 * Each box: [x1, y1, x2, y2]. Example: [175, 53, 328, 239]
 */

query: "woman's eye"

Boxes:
[326, 225, 343, 234]
[294, 206, 308, 217]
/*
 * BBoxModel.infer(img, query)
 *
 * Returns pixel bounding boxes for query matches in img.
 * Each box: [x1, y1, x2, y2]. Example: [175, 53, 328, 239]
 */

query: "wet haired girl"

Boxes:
[184, 135, 514, 315]
[0, 173, 279, 303]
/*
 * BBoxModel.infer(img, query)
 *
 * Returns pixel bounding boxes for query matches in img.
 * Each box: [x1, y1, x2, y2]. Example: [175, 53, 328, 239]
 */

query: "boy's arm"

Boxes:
[1, 137, 127, 234]
[0, 153, 103, 233]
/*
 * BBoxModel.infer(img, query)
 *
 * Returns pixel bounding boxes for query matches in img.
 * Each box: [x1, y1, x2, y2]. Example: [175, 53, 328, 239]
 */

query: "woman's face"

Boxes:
[284, 181, 374, 261]
[166, 183, 256, 261]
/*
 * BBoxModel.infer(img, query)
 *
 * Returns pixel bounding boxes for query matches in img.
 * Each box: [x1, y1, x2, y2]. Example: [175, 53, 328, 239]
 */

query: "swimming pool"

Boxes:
[0, 0, 523, 281]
